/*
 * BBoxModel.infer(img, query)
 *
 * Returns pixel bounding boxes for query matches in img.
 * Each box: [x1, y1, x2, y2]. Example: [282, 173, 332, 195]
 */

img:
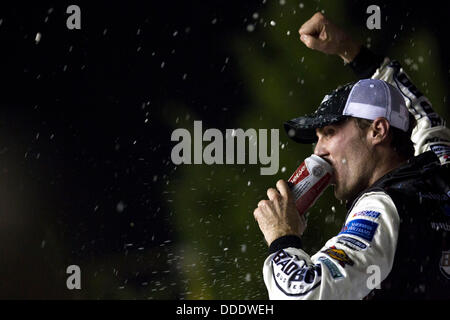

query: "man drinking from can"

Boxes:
[253, 12, 450, 299]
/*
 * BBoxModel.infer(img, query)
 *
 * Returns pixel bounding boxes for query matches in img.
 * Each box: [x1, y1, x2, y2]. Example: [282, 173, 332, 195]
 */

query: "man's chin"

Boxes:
[333, 185, 355, 202]
[333, 188, 344, 201]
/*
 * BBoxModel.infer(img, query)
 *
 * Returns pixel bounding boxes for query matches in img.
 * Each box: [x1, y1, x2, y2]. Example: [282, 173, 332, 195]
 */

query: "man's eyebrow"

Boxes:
[320, 120, 347, 132]
[316, 126, 330, 134]
[315, 127, 325, 136]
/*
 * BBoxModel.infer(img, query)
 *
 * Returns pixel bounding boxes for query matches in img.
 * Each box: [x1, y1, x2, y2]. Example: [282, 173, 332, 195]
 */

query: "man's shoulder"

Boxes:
[345, 190, 398, 223]
[350, 191, 395, 212]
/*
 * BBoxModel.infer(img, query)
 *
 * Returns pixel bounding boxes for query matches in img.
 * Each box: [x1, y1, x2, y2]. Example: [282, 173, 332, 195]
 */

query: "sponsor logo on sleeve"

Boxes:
[430, 144, 450, 163]
[318, 256, 343, 279]
[351, 210, 381, 219]
[271, 250, 322, 296]
[339, 219, 379, 242]
[337, 236, 368, 251]
[321, 246, 354, 268]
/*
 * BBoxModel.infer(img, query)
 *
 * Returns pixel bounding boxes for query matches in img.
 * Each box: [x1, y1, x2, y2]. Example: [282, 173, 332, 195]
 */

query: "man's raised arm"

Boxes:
[299, 12, 450, 164]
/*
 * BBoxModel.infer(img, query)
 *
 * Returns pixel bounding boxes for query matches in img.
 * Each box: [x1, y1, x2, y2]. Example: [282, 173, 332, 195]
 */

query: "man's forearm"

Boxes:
[338, 38, 362, 64]
[348, 46, 385, 79]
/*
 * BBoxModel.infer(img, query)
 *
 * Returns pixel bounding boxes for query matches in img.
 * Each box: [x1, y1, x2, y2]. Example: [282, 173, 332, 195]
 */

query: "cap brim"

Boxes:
[284, 114, 349, 144]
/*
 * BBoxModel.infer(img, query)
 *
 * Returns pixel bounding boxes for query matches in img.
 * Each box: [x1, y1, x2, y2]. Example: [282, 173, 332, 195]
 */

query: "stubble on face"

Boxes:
[332, 121, 373, 201]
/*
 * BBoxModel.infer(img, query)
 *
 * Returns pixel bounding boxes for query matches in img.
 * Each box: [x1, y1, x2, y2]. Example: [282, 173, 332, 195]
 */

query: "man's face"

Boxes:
[314, 118, 373, 201]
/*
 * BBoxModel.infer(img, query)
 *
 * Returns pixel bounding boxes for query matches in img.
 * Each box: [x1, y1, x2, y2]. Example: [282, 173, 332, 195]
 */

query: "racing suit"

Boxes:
[262, 47, 450, 299]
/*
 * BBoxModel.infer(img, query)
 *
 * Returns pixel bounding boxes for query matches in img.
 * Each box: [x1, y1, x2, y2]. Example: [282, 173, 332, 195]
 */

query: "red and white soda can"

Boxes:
[288, 154, 333, 215]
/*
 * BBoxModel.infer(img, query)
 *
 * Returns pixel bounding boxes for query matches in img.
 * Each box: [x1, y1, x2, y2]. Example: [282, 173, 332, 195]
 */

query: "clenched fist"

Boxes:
[253, 180, 307, 246]
[299, 12, 361, 63]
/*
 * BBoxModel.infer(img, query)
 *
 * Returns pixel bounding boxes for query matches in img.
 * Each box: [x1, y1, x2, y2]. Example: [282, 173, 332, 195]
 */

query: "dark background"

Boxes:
[0, 0, 448, 299]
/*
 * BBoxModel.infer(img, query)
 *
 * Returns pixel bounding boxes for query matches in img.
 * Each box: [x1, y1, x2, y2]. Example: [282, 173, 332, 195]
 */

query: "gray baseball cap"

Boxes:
[284, 79, 410, 144]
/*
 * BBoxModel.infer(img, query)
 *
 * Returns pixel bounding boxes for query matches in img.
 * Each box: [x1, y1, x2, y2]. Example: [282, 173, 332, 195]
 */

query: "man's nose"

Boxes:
[313, 139, 328, 157]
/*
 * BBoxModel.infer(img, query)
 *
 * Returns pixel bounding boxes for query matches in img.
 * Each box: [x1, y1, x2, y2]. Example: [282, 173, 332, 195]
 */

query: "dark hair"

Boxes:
[353, 113, 417, 160]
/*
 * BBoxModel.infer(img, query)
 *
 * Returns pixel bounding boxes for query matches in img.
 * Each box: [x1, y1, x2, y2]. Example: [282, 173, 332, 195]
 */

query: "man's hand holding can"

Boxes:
[253, 179, 307, 247]
[253, 155, 333, 247]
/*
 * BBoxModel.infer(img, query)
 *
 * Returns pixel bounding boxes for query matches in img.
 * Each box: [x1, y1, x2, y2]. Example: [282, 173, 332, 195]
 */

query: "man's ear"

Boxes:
[369, 117, 390, 145]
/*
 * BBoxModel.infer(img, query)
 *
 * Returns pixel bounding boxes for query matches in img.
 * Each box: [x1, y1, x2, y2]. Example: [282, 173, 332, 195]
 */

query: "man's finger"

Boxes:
[258, 199, 270, 208]
[276, 179, 291, 199]
[300, 34, 325, 51]
[253, 207, 261, 221]
[267, 188, 281, 201]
